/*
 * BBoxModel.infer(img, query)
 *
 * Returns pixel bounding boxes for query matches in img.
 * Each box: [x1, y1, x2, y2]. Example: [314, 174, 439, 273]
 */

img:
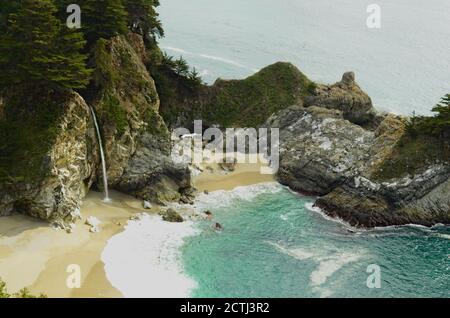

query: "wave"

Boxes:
[303, 202, 362, 233]
[267, 241, 364, 297]
[160, 46, 189, 54]
[198, 53, 251, 69]
[192, 182, 283, 212]
[101, 214, 200, 298]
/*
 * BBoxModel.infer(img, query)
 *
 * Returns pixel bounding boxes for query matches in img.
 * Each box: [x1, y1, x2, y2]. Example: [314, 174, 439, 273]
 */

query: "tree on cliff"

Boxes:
[77, 0, 128, 44]
[411, 94, 450, 139]
[0, 0, 91, 89]
[124, 0, 164, 46]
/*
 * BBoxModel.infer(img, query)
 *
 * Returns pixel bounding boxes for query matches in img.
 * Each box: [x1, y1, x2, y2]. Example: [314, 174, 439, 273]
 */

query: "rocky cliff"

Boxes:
[264, 73, 450, 227]
[0, 86, 98, 224]
[0, 33, 193, 224]
[89, 34, 193, 204]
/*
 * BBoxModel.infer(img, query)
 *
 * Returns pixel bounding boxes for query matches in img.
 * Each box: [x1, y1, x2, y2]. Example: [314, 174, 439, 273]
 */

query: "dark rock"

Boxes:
[161, 208, 184, 223]
[213, 222, 223, 231]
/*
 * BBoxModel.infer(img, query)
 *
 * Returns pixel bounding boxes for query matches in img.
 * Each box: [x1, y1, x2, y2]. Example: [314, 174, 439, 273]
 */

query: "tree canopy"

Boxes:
[0, 0, 91, 89]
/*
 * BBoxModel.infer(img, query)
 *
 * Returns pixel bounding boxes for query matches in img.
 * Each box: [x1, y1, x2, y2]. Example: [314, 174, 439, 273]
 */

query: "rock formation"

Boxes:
[263, 72, 450, 227]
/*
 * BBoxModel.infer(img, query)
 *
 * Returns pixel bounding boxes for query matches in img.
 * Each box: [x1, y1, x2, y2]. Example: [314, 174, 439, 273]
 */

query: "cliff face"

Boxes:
[0, 87, 98, 224]
[89, 34, 193, 204]
[0, 33, 193, 224]
[265, 73, 450, 227]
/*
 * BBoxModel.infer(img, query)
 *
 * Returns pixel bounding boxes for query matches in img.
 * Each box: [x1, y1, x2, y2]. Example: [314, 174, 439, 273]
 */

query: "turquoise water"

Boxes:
[156, 1, 450, 297]
[183, 185, 449, 298]
[159, 0, 450, 115]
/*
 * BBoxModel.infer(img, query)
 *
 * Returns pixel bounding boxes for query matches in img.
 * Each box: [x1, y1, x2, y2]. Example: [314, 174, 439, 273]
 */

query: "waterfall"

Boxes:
[89, 107, 110, 202]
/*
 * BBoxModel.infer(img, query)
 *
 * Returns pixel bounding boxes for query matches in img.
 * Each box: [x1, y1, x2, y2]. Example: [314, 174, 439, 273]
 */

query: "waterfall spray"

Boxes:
[89, 107, 110, 202]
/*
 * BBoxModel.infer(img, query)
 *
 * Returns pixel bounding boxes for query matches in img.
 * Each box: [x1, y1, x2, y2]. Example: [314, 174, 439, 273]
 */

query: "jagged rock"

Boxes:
[161, 208, 184, 223]
[91, 35, 194, 205]
[304, 72, 375, 125]
[267, 100, 450, 227]
[0, 87, 98, 223]
[266, 105, 374, 195]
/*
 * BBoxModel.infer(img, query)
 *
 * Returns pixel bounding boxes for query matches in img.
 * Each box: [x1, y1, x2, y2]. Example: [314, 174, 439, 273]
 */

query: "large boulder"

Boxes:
[0, 87, 98, 224]
[266, 105, 374, 195]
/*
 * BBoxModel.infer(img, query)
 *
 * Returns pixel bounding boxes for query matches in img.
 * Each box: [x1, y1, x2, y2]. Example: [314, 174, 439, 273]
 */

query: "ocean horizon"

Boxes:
[158, 0, 450, 116]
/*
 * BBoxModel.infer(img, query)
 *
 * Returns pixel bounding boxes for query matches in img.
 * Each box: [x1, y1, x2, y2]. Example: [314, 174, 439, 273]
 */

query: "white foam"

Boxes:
[192, 182, 283, 212]
[304, 202, 361, 233]
[436, 233, 450, 240]
[267, 241, 364, 297]
[101, 214, 200, 298]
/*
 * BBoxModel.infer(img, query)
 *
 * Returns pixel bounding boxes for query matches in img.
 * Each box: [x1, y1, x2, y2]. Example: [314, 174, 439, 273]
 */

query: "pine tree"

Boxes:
[125, 0, 164, 46]
[432, 94, 450, 117]
[79, 0, 128, 44]
[0, 0, 91, 89]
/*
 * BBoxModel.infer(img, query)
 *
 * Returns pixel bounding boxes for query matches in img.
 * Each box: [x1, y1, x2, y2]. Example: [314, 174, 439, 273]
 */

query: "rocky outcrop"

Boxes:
[268, 105, 374, 195]
[90, 34, 194, 205]
[304, 72, 375, 125]
[158, 62, 317, 128]
[266, 73, 450, 227]
[0, 34, 194, 223]
[0, 87, 98, 224]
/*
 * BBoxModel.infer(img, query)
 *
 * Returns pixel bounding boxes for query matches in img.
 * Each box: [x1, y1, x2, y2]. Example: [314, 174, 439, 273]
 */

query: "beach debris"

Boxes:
[204, 190, 209, 195]
[85, 216, 101, 233]
[161, 208, 184, 223]
[143, 200, 152, 209]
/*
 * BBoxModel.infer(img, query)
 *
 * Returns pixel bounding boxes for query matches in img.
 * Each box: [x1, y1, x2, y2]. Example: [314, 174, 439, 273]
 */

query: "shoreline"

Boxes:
[0, 160, 273, 298]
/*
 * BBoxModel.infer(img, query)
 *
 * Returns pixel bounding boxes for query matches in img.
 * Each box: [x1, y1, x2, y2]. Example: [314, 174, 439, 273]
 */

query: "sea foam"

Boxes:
[101, 214, 199, 298]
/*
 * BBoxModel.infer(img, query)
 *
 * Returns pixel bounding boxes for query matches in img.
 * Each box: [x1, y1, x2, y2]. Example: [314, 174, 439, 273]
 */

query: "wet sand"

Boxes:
[0, 190, 148, 298]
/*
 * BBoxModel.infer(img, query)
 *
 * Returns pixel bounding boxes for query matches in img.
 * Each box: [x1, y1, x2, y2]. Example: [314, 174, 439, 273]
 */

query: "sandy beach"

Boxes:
[0, 160, 273, 298]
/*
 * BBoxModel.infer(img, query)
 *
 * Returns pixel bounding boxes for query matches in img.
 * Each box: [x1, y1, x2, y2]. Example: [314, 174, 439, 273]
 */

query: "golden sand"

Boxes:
[0, 159, 273, 298]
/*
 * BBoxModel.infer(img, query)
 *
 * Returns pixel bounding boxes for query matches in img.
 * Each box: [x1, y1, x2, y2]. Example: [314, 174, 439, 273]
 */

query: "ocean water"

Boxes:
[102, 184, 450, 298]
[102, 1, 450, 298]
[158, 0, 450, 115]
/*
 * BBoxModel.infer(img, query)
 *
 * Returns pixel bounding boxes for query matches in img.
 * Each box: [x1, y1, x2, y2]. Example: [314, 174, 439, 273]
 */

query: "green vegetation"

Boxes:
[125, 0, 164, 47]
[372, 133, 449, 181]
[373, 94, 450, 181]
[148, 53, 203, 125]
[409, 94, 450, 138]
[78, 0, 128, 44]
[0, 0, 91, 89]
[0, 86, 67, 183]
[100, 95, 128, 137]
[1, 278, 47, 298]
[200, 62, 315, 127]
